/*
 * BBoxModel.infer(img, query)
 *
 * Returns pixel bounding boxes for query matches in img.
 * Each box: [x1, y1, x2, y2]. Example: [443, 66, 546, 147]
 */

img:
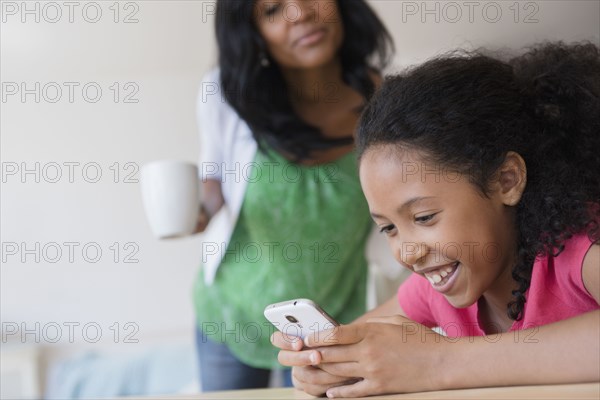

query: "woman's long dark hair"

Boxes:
[357, 42, 600, 320]
[215, 0, 393, 161]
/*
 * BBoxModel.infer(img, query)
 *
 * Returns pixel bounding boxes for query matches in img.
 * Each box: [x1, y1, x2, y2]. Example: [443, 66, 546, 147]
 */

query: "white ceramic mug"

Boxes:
[140, 160, 200, 239]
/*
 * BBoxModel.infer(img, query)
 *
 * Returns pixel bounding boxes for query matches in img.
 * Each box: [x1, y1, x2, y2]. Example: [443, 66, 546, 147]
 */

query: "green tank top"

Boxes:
[193, 147, 372, 369]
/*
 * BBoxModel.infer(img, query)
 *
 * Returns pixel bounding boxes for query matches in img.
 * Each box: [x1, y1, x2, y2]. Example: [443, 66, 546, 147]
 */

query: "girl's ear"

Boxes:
[496, 151, 527, 206]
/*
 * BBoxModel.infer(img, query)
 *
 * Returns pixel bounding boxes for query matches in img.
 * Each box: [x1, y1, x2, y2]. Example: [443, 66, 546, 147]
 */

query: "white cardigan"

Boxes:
[196, 69, 407, 303]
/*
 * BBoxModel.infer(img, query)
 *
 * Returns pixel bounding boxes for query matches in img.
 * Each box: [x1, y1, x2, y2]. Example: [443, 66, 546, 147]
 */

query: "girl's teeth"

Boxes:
[425, 262, 459, 286]
[426, 273, 444, 286]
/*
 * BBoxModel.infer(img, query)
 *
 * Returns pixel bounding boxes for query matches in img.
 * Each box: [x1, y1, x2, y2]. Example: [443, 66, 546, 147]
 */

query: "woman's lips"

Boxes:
[294, 28, 326, 47]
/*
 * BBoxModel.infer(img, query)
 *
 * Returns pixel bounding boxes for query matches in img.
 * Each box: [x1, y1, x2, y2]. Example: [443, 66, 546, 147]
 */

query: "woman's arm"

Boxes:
[194, 178, 225, 233]
[201, 179, 225, 218]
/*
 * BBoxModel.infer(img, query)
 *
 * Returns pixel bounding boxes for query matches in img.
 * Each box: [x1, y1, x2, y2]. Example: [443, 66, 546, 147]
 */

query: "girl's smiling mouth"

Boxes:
[417, 261, 460, 293]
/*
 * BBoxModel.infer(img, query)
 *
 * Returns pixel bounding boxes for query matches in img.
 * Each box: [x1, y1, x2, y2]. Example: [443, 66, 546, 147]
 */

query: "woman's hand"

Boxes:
[193, 179, 225, 234]
[193, 204, 210, 233]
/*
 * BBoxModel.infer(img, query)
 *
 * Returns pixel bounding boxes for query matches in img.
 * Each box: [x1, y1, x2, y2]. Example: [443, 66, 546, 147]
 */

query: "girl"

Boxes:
[193, 0, 400, 391]
[272, 42, 600, 397]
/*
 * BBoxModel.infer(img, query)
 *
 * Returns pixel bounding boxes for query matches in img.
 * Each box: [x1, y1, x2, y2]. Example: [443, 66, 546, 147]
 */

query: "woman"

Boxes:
[193, 0, 397, 392]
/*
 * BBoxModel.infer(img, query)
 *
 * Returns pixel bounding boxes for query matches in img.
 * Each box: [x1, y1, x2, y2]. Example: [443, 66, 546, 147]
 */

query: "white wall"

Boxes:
[1, 0, 599, 392]
[370, 0, 599, 68]
[1, 1, 217, 350]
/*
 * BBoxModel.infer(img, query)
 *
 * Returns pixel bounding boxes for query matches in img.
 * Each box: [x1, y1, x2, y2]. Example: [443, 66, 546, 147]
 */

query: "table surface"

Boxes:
[125, 382, 600, 399]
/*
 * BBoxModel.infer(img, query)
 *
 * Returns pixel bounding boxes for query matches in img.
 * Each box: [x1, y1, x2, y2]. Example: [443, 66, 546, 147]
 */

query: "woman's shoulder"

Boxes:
[196, 67, 255, 153]
[200, 67, 221, 85]
[198, 67, 224, 106]
[197, 67, 242, 124]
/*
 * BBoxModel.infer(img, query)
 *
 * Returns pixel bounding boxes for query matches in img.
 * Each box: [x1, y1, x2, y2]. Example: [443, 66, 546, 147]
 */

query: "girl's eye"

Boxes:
[414, 213, 438, 224]
[379, 224, 396, 235]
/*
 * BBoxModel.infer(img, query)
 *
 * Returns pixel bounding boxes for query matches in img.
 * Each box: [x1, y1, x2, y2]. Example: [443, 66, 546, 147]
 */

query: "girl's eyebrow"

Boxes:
[370, 196, 436, 219]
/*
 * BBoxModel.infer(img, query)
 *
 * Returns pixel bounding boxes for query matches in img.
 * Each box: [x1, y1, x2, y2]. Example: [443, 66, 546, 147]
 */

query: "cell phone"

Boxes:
[264, 298, 339, 340]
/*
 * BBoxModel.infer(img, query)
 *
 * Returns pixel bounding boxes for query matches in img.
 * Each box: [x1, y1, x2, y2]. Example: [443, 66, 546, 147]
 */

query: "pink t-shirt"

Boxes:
[397, 232, 598, 336]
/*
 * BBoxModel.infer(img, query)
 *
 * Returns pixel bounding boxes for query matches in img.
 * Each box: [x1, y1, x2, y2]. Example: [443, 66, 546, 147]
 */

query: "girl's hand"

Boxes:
[302, 316, 447, 398]
[290, 365, 361, 397]
[271, 331, 359, 396]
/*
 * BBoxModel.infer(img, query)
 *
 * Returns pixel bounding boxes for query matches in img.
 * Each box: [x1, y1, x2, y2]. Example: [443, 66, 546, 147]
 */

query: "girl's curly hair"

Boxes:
[357, 42, 600, 320]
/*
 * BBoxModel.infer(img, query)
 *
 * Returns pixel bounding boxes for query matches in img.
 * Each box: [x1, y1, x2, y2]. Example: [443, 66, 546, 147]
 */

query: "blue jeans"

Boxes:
[195, 326, 293, 391]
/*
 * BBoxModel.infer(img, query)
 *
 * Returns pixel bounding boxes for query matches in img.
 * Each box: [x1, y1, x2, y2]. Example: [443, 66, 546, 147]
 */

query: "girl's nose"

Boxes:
[395, 241, 429, 270]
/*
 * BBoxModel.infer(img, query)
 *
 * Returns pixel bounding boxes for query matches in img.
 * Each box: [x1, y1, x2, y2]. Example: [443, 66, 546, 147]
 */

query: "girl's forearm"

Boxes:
[441, 310, 600, 389]
[352, 296, 404, 324]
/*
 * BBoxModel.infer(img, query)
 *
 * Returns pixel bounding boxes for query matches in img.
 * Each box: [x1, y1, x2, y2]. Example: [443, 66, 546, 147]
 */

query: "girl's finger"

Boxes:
[317, 345, 357, 363]
[270, 331, 303, 351]
[326, 379, 373, 399]
[305, 324, 366, 348]
[277, 349, 321, 367]
[294, 365, 351, 386]
[318, 361, 361, 378]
